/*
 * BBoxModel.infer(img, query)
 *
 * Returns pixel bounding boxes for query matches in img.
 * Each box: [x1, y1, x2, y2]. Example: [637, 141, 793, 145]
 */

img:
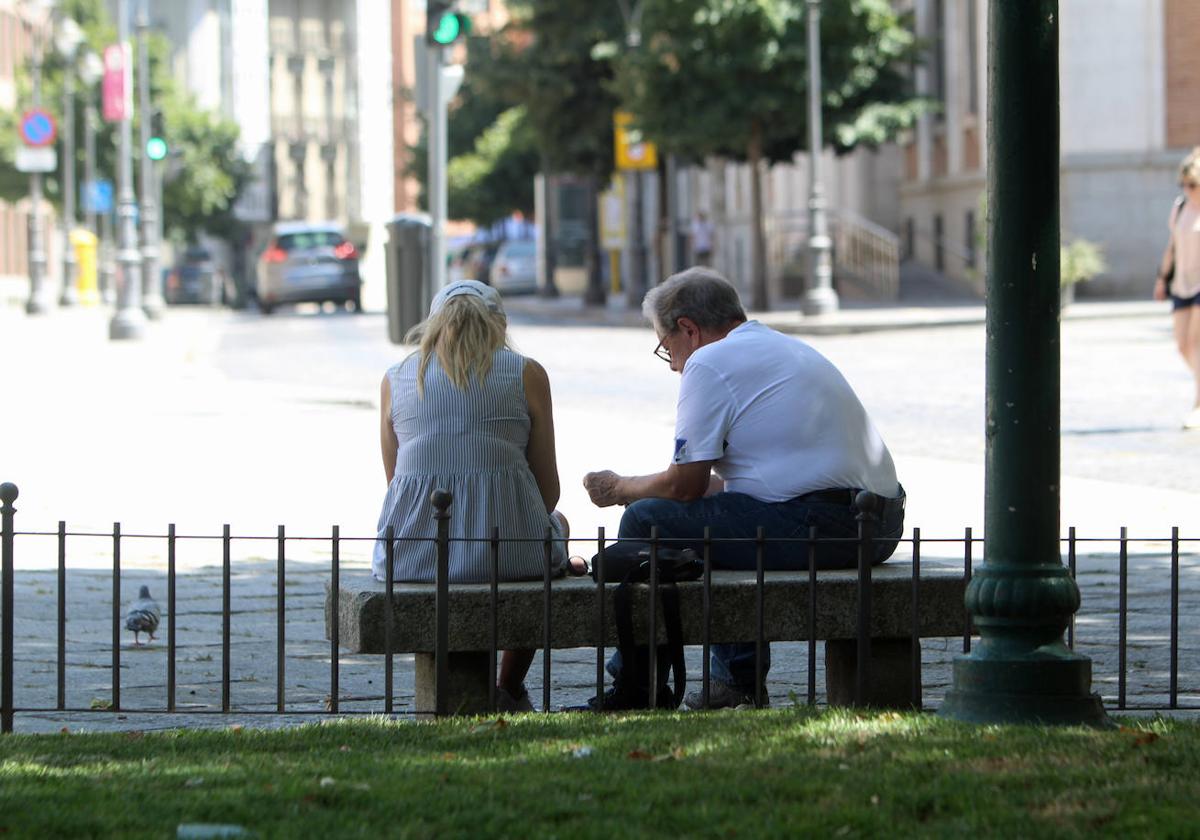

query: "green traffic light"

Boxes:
[146, 137, 168, 161]
[431, 12, 467, 45]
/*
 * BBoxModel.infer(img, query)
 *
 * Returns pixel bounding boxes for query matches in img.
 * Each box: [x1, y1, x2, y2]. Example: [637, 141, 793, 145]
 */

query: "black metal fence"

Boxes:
[1, 481, 1197, 732]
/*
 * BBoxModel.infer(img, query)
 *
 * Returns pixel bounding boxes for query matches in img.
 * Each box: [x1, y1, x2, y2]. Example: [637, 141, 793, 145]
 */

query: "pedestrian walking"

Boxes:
[1153, 146, 1200, 429]
[690, 211, 714, 266]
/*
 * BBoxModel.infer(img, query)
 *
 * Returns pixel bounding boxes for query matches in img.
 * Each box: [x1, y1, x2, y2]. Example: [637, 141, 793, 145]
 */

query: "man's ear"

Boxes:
[676, 316, 699, 340]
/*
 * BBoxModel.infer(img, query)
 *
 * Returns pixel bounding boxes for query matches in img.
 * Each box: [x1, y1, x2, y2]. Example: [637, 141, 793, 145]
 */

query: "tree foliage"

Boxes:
[615, 0, 928, 307]
[0, 0, 251, 243]
[408, 35, 541, 225]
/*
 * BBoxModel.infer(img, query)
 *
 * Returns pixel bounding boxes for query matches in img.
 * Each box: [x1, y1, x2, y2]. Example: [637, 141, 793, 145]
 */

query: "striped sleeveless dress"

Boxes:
[373, 347, 567, 583]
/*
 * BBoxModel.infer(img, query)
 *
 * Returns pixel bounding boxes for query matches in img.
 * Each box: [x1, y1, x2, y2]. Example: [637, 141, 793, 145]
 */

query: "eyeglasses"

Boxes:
[654, 338, 672, 363]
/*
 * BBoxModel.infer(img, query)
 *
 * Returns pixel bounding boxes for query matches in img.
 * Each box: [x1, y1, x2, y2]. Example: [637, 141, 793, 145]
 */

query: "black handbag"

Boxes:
[587, 548, 702, 711]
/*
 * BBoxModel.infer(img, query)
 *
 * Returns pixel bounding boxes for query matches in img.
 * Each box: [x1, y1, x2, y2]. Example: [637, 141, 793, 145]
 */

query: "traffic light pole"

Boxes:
[428, 42, 446, 297]
[137, 0, 163, 319]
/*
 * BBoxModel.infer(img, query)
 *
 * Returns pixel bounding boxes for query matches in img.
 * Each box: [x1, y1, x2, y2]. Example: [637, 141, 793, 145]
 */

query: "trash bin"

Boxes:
[385, 213, 432, 345]
[71, 228, 99, 306]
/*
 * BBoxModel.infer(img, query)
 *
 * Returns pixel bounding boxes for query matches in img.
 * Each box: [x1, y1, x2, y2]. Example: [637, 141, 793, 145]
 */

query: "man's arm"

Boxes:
[583, 460, 715, 507]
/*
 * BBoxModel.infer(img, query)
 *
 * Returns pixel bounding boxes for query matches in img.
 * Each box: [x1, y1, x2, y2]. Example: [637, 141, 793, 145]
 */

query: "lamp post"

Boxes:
[137, 0, 164, 319]
[21, 1, 52, 315]
[55, 14, 84, 307]
[939, 0, 1107, 727]
[800, 0, 838, 316]
[108, 0, 146, 340]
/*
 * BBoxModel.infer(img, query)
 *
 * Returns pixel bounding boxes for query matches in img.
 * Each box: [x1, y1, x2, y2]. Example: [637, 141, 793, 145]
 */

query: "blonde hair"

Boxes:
[1180, 147, 1200, 186]
[404, 294, 510, 397]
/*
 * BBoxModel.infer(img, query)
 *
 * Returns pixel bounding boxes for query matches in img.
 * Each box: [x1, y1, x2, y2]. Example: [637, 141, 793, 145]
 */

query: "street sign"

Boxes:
[83, 179, 114, 214]
[614, 111, 658, 171]
[102, 43, 129, 122]
[19, 108, 57, 147]
[14, 146, 57, 173]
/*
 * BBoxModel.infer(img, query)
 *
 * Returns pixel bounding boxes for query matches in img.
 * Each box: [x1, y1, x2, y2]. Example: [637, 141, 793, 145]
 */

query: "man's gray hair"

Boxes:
[642, 267, 747, 333]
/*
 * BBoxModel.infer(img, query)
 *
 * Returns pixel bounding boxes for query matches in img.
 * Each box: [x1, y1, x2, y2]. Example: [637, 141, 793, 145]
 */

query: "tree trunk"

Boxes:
[583, 175, 606, 305]
[748, 120, 768, 311]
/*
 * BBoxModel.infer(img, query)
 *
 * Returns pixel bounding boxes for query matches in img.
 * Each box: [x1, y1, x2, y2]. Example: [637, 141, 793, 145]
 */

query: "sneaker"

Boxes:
[496, 685, 534, 713]
[1184, 407, 1200, 430]
[683, 679, 768, 710]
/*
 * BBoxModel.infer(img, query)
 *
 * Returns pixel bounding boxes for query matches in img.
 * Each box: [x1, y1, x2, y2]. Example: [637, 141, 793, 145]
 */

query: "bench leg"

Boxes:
[825, 638, 921, 709]
[414, 651, 492, 717]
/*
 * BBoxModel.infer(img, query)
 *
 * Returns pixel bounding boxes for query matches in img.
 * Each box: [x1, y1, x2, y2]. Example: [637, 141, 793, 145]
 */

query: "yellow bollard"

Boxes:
[70, 228, 100, 306]
[609, 249, 621, 294]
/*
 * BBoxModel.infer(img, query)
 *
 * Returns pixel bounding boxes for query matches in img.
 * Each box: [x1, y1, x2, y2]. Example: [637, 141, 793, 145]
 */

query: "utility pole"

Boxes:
[620, 3, 648, 309]
[109, 0, 146, 340]
[23, 12, 49, 315]
[800, 0, 838, 316]
[137, 0, 164, 319]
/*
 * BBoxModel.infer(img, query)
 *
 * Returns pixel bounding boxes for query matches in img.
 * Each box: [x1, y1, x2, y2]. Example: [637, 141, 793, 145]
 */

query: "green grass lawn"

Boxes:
[2, 709, 1197, 838]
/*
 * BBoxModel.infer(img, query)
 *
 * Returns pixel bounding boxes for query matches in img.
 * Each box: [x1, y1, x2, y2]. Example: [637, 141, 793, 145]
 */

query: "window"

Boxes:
[931, 0, 946, 122]
[278, 231, 345, 250]
[965, 210, 976, 269]
[966, 0, 979, 116]
[933, 214, 944, 272]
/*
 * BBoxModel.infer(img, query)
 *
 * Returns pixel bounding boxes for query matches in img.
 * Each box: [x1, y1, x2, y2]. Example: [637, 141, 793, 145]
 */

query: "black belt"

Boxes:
[797, 487, 906, 515]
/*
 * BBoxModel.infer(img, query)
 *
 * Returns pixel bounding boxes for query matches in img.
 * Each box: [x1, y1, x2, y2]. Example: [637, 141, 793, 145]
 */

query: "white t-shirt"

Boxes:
[1170, 201, 1200, 299]
[672, 320, 899, 502]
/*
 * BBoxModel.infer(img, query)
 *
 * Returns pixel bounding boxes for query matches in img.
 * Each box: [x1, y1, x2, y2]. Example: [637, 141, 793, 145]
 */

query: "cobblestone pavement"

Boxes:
[3, 302, 1199, 731]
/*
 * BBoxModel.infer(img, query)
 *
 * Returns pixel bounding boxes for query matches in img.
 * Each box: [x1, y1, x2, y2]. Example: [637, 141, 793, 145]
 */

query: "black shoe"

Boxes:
[587, 683, 678, 711]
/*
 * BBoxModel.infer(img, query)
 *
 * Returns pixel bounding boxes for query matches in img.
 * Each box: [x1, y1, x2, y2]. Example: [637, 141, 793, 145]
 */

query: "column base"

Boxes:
[826, 637, 920, 709]
[109, 307, 148, 340]
[414, 651, 492, 718]
[939, 652, 1112, 727]
[800, 285, 839, 316]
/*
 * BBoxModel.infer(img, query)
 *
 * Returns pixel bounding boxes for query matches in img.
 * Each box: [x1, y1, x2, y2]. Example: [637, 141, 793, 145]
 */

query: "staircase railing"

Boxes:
[762, 209, 901, 301]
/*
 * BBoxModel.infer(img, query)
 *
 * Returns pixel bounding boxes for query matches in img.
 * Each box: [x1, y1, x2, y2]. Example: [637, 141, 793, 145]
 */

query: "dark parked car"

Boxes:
[165, 247, 229, 306]
[254, 222, 362, 314]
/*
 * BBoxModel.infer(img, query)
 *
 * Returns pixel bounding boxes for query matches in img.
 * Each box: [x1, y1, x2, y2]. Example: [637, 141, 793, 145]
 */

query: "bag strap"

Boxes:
[612, 561, 688, 706]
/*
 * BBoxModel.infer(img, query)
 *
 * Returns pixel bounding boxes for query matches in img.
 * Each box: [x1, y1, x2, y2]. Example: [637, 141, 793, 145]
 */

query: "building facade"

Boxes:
[156, 0, 393, 296]
[901, 0, 1199, 297]
[0, 0, 58, 304]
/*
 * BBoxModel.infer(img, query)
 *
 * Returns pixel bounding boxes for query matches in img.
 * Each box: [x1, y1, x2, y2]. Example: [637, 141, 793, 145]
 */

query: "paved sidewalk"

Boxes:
[2, 295, 1194, 734]
[499, 291, 1166, 335]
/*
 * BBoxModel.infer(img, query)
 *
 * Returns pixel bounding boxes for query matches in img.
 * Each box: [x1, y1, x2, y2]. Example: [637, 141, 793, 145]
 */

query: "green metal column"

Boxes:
[939, 0, 1108, 726]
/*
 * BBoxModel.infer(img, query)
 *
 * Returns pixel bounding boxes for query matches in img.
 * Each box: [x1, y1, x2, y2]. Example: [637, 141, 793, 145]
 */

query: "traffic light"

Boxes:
[146, 109, 167, 161]
[426, 1, 470, 46]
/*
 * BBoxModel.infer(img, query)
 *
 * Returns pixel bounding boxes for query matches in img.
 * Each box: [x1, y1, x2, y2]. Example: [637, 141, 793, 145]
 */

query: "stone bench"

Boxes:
[325, 559, 969, 714]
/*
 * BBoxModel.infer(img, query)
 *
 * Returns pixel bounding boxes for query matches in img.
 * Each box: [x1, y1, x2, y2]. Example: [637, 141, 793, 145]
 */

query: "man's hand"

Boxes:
[583, 470, 624, 507]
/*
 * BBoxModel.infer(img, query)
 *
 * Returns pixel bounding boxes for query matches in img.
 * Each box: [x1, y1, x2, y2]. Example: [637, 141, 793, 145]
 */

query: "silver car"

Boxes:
[254, 222, 362, 314]
[490, 239, 537, 294]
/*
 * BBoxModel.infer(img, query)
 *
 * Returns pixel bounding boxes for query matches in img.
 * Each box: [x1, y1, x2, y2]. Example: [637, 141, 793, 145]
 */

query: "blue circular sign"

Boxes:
[20, 109, 57, 147]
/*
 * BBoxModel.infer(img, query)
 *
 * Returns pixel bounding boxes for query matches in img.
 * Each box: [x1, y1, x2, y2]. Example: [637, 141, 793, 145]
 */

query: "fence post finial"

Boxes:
[0, 483, 17, 508]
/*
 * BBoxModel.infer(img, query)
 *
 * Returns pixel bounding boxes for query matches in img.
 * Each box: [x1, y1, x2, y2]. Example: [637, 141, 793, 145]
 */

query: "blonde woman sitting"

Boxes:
[374, 279, 581, 712]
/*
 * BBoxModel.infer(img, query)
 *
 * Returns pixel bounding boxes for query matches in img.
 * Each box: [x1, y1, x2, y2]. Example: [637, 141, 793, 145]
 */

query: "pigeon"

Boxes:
[125, 585, 161, 646]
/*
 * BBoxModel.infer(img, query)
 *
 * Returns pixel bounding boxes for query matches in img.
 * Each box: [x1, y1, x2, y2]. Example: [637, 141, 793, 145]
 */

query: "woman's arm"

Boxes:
[380, 374, 399, 484]
[523, 358, 560, 513]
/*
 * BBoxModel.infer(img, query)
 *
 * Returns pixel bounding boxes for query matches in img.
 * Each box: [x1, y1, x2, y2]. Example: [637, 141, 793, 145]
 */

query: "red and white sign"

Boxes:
[101, 43, 130, 122]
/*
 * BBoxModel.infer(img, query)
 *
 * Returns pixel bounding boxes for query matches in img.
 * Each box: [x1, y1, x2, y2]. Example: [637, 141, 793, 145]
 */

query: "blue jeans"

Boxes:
[606, 489, 905, 692]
